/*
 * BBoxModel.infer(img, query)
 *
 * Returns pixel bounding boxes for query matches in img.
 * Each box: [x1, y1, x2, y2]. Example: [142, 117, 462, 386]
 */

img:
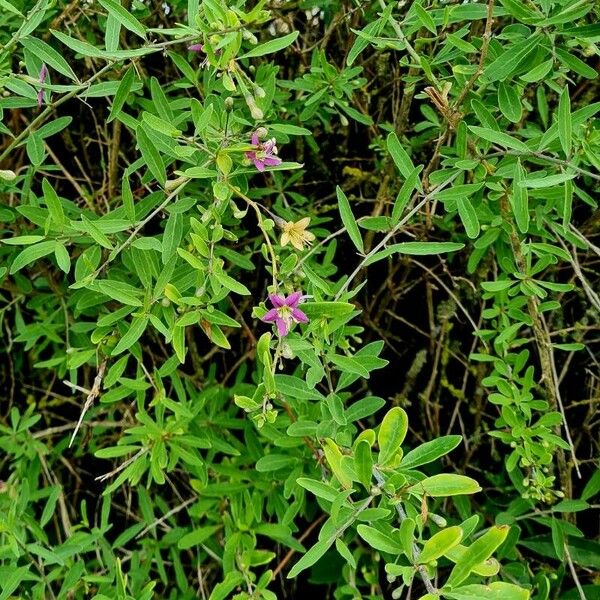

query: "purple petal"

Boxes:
[254, 159, 265, 172]
[285, 291, 303, 308]
[37, 89, 44, 107]
[39, 64, 48, 83]
[269, 294, 285, 308]
[251, 132, 259, 146]
[262, 308, 278, 322]
[275, 317, 289, 337]
[263, 157, 281, 167]
[188, 44, 204, 52]
[292, 308, 309, 323]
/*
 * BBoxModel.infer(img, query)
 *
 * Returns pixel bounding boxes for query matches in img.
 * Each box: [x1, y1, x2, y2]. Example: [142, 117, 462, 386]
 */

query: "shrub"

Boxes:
[0, 1, 599, 599]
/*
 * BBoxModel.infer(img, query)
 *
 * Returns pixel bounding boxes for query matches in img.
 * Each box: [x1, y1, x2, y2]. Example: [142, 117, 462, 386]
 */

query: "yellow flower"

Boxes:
[280, 217, 315, 251]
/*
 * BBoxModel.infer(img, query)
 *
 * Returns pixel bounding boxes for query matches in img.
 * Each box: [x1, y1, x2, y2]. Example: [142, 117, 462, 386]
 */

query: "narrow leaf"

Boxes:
[336, 186, 364, 254]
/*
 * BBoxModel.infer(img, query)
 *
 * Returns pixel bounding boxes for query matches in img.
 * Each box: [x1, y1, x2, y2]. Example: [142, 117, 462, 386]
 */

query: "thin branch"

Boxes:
[454, 0, 495, 109]
[65, 359, 107, 447]
[373, 469, 437, 596]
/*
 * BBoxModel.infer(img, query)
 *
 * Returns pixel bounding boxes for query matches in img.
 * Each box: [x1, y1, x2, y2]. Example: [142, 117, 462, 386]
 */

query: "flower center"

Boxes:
[278, 305, 292, 320]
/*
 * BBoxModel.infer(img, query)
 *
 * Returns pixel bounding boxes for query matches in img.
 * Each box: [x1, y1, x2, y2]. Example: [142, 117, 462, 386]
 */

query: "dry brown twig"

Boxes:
[65, 358, 107, 447]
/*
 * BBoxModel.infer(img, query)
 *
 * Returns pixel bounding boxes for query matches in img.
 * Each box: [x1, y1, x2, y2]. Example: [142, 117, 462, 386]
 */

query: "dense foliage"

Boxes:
[1, 0, 599, 598]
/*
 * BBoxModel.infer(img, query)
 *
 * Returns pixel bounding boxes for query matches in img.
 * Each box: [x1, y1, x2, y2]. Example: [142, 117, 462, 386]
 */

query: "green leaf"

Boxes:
[409, 474, 481, 497]
[122, 175, 135, 222]
[0, 0, 23, 16]
[387, 132, 416, 180]
[558, 86, 572, 158]
[208, 572, 244, 600]
[520, 58, 553, 83]
[329, 354, 370, 378]
[287, 538, 332, 578]
[80, 215, 114, 250]
[178, 526, 221, 549]
[336, 186, 364, 254]
[563, 178, 573, 227]
[142, 111, 182, 137]
[26, 132, 45, 166]
[42, 178, 65, 228]
[357, 525, 403, 554]
[98, 0, 147, 39]
[112, 316, 149, 355]
[296, 478, 338, 502]
[40, 486, 62, 527]
[511, 159, 529, 233]
[214, 272, 251, 295]
[301, 301, 355, 319]
[364, 242, 464, 265]
[391, 166, 422, 224]
[256, 454, 295, 472]
[354, 440, 373, 489]
[96, 280, 143, 306]
[414, 2, 436, 34]
[468, 126, 529, 152]
[551, 519, 565, 561]
[419, 526, 463, 564]
[555, 47, 598, 79]
[108, 67, 135, 123]
[498, 81, 522, 124]
[2, 236, 45, 246]
[54, 242, 70, 274]
[21, 37, 78, 81]
[136, 125, 166, 185]
[483, 35, 541, 82]
[400, 435, 462, 470]
[52, 30, 107, 58]
[446, 526, 510, 587]
[456, 196, 480, 238]
[377, 407, 408, 466]
[95, 445, 140, 458]
[10, 241, 56, 274]
[183, 166, 218, 179]
[240, 31, 299, 59]
[323, 438, 352, 489]
[0, 566, 30, 600]
[519, 172, 576, 188]
[443, 582, 530, 600]
[269, 123, 311, 136]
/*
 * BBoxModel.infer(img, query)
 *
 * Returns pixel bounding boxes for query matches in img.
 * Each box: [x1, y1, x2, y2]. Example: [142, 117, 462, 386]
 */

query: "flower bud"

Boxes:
[0, 169, 16, 181]
[254, 85, 266, 98]
[245, 96, 263, 120]
[165, 176, 189, 192]
[255, 126, 268, 139]
[224, 97, 234, 110]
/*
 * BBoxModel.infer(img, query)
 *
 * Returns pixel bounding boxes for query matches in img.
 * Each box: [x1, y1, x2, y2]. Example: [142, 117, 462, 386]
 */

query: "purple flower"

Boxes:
[245, 132, 282, 172]
[188, 43, 204, 52]
[37, 64, 48, 108]
[262, 291, 309, 336]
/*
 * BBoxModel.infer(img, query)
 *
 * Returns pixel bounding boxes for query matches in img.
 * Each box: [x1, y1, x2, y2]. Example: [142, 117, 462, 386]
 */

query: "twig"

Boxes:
[96, 447, 147, 482]
[65, 359, 107, 447]
[454, 0, 495, 109]
[89, 178, 191, 280]
[334, 171, 462, 300]
[378, 0, 440, 87]
[373, 469, 437, 596]
[135, 497, 198, 539]
[564, 543, 588, 600]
